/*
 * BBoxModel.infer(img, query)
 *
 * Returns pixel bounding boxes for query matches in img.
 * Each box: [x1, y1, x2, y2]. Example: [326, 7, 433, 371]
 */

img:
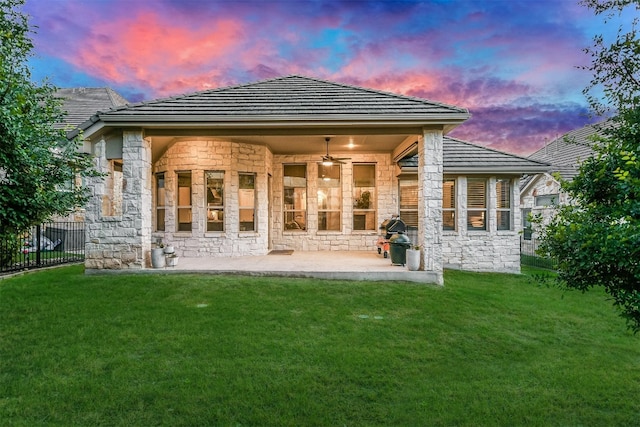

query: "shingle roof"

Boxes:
[399, 137, 549, 174]
[84, 75, 469, 126]
[527, 120, 613, 181]
[56, 88, 129, 129]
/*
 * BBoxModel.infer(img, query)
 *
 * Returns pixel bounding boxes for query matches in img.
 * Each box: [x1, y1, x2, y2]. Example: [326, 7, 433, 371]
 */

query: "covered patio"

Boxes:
[95, 250, 441, 284]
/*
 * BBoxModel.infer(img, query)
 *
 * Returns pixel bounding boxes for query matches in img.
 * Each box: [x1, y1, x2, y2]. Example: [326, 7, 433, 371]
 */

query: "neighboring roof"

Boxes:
[76, 75, 470, 136]
[399, 137, 549, 174]
[56, 88, 129, 129]
[527, 120, 613, 181]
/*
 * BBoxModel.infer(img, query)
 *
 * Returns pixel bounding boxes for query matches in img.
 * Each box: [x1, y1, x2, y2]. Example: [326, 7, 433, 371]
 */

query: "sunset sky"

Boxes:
[23, 0, 636, 155]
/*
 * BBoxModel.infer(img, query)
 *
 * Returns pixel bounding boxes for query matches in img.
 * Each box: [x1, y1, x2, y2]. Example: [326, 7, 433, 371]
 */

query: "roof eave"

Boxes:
[400, 166, 550, 174]
[97, 112, 469, 124]
[444, 166, 551, 174]
[77, 112, 469, 139]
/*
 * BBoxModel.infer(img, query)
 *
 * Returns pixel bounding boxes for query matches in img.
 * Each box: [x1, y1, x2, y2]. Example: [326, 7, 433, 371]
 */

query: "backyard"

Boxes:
[1, 265, 638, 426]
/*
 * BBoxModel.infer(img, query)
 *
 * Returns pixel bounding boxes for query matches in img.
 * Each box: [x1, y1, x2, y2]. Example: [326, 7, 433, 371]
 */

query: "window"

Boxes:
[239, 173, 256, 231]
[176, 171, 192, 232]
[102, 159, 123, 216]
[206, 171, 224, 232]
[496, 179, 512, 230]
[443, 179, 456, 230]
[317, 164, 341, 231]
[156, 173, 166, 231]
[283, 165, 306, 231]
[56, 174, 75, 193]
[399, 178, 418, 227]
[353, 164, 376, 231]
[467, 178, 487, 231]
[535, 194, 558, 207]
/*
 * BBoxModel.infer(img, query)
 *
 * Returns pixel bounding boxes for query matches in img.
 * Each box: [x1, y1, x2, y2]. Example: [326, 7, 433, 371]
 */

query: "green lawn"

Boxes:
[1, 266, 638, 426]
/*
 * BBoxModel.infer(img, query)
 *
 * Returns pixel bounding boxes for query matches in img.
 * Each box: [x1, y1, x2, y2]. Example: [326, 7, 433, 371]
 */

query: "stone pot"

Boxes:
[151, 248, 166, 268]
[406, 248, 420, 271]
[167, 255, 179, 267]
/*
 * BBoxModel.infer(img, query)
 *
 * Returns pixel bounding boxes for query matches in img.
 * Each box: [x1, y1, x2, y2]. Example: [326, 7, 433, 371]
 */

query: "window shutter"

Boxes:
[467, 179, 486, 208]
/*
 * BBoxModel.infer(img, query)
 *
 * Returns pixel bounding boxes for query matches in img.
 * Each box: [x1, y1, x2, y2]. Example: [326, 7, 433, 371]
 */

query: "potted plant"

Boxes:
[151, 238, 166, 268]
[166, 253, 179, 267]
[406, 244, 421, 271]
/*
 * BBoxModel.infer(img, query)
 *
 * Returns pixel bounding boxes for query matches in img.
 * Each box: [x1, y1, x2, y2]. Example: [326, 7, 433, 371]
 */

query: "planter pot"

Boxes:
[151, 248, 166, 268]
[163, 246, 175, 255]
[406, 249, 420, 271]
[167, 256, 179, 267]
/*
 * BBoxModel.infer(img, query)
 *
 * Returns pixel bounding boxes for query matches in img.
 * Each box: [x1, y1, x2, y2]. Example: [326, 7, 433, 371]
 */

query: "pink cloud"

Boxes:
[25, 0, 606, 156]
[52, 9, 247, 95]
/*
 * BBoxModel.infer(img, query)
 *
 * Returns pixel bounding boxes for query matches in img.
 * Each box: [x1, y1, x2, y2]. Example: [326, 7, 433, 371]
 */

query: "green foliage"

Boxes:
[538, 0, 640, 332]
[0, 0, 97, 242]
[581, 0, 640, 114]
[539, 109, 640, 332]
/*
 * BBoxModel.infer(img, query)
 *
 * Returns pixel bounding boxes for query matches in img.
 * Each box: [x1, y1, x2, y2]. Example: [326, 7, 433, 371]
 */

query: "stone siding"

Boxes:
[85, 130, 152, 270]
[520, 173, 566, 233]
[152, 139, 271, 257]
[418, 129, 444, 282]
[442, 175, 521, 273]
[271, 153, 394, 252]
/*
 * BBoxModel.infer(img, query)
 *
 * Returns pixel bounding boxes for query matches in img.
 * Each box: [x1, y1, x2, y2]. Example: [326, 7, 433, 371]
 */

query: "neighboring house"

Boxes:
[74, 75, 548, 284]
[54, 88, 129, 221]
[519, 121, 610, 239]
[56, 87, 129, 130]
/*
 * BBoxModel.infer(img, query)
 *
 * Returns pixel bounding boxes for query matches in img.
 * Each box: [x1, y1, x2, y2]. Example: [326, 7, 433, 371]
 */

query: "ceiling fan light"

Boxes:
[322, 160, 334, 166]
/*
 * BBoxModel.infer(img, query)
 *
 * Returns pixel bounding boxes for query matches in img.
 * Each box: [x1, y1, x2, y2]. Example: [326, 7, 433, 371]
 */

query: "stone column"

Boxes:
[417, 128, 444, 285]
[84, 130, 152, 271]
[122, 130, 152, 268]
[84, 137, 108, 270]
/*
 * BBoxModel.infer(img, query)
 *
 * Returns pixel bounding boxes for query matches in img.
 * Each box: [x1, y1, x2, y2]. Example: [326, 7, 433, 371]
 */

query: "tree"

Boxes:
[538, 0, 640, 332]
[0, 0, 96, 264]
[582, 0, 640, 115]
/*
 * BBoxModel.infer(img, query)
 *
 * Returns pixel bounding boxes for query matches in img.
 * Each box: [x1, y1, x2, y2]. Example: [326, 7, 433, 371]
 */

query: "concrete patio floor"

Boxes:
[152, 250, 440, 284]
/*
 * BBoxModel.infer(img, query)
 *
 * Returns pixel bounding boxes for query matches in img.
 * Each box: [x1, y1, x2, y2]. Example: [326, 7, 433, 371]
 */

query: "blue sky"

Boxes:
[22, 0, 637, 154]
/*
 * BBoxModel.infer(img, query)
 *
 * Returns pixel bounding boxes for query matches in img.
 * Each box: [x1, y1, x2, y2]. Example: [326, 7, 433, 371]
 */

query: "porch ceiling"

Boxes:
[148, 132, 414, 162]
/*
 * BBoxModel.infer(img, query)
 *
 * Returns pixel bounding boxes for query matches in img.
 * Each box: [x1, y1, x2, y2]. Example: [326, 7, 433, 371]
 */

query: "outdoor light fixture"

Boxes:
[320, 137, 350, 165]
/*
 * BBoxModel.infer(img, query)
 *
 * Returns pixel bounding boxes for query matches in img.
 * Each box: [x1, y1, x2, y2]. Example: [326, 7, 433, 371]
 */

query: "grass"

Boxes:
[1, 266, 638, 426]
[520, 254, 556, 270]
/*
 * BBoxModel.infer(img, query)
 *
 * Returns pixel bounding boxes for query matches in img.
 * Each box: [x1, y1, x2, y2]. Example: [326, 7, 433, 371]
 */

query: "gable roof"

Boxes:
[56, 87, 129, 129]
[76, 75, 470, 137]
[399, 137, 549, 174]
[527, 120, 613, 181]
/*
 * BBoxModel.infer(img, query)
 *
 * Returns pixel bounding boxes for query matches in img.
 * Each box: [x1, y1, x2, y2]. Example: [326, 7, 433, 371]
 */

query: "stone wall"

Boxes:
[153, 141, 397, 256]
[271, 153, 395, 252]
[442, 175, 522, 273]
[85, 130, 152, 270]
[152, 139, 271, 257]
[520, 173, 566, 233]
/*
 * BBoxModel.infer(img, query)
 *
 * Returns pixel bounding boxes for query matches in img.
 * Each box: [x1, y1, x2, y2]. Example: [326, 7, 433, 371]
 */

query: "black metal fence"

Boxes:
[520, 236, 556, 270]
[0, 221, 85, 275]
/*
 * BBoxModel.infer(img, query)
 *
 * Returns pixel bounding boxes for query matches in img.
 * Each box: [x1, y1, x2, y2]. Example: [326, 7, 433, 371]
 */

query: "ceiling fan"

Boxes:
[321, 137, 351, 165]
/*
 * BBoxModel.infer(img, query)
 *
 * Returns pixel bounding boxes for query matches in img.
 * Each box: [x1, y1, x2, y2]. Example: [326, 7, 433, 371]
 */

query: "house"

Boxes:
[519, 121, 610, 239]
[56, 87, 129, 129]
[54, 88, 129, 222]
[75, 75, 548, 284]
